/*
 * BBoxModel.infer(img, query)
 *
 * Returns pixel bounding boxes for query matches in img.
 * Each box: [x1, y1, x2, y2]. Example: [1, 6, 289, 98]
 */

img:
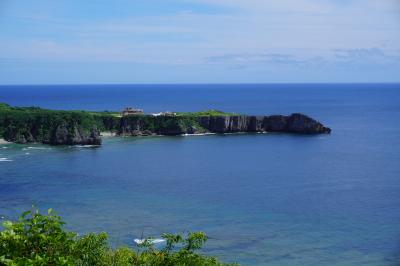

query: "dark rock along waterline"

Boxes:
[2, 109, 331, 146]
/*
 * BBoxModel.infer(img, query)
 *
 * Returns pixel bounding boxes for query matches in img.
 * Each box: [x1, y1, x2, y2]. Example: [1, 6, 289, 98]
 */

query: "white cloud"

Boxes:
[203, 48, 400, 76]
[0, 0, 399, 83]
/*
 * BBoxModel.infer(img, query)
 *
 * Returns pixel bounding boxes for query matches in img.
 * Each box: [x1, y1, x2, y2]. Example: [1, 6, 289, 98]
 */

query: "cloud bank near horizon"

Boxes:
[0, 0, 399, 84]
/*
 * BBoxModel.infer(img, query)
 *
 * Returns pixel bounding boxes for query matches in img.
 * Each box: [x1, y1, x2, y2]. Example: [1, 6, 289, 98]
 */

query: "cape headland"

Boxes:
[0, 103, 331, 146]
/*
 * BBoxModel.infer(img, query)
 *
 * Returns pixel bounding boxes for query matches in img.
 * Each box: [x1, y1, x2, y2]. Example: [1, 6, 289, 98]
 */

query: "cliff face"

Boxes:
[286, 113, 331, 133]
[118, 113, 331, 136]
[3, 123, 101, 145]
[199, 113, 331, 134]
[47, 124, 101, 145]
[0, 103, 104, 146]
[0, 102, 330, 146]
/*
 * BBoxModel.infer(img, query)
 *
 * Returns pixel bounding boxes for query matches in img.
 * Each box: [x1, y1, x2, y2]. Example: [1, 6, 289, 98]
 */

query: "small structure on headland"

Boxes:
[151, 111, 177, 117]
[121, 107, 144, 116]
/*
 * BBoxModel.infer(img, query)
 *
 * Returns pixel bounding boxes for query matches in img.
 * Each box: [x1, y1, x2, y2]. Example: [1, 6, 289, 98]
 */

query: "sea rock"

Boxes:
[286, 113, 331, 134]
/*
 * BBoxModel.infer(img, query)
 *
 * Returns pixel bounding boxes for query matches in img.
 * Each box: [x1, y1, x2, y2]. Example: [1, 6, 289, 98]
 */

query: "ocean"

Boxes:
[0, 84, 399, 265]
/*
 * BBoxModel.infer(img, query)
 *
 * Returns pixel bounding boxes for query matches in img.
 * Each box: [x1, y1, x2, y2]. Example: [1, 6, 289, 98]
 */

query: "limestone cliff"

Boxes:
[3, 122, 101, 145]
[118, 113, 331, 136]
[0, 102, 330, 146]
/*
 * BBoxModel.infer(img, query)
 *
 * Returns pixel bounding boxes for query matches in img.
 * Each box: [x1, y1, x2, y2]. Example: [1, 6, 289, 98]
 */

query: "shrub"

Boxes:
[0, 209, 237, 266]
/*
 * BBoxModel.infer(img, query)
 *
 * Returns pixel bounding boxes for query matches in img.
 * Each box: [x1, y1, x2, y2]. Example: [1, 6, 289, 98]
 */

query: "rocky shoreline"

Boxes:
[118, 113, 331, 137]
[88, 112, 331, 145]
[0, 103, 331, 146]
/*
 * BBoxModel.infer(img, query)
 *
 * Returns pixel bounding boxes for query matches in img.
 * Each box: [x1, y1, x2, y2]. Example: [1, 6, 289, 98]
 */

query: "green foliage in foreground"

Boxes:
[0, 209, 237, 266]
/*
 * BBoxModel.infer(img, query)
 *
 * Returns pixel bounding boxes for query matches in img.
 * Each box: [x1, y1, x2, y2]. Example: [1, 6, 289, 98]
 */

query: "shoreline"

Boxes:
[181, 132, 216, 137]
[1, 103, 331, 146]
[0, 138, 11, 144]
[100, 131, 117, 138]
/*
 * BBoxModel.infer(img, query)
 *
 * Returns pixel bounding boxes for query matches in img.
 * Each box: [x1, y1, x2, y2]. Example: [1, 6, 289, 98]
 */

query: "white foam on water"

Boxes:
[73, 145, 101, 148]
[223, 132, 246, 135]
[27, 146, 52, 150]
[0, 158, 12, 162]
[181, 133, 216, 137]
[25, 153, 30, 155]
[134, 238, 166, 245]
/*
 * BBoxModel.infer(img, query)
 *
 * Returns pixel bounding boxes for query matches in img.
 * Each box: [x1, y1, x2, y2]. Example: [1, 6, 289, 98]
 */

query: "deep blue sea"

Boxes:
[1, 84, 400, 265]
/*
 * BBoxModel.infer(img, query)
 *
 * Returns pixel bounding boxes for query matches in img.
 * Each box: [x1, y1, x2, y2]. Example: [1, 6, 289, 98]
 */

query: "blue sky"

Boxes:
[0, 0, 399, 84]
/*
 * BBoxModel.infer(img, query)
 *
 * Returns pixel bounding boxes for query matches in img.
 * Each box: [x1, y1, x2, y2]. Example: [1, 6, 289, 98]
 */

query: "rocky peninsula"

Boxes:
[0, 103, 331, 146]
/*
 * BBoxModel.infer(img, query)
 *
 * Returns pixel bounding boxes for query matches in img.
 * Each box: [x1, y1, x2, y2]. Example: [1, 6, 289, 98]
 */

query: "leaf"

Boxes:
[21, 210, 31, 218]
[2, 220, 13, 229]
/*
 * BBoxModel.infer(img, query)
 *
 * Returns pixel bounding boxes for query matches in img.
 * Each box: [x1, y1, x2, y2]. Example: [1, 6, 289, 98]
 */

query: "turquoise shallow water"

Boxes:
[1, 84, 400, 265]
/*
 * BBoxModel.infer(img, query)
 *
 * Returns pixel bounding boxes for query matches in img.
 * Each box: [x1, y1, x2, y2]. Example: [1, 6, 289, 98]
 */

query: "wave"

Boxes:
[26, 147, 52, 150]
[181, 133, 216, 137]
[72, 145, 101, 148]
[0, 157, 12, 162]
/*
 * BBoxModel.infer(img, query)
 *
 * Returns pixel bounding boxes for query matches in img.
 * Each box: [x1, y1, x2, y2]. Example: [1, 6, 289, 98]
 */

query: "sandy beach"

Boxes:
[100, 132, 117, 137]
[0, 138, 10, 144]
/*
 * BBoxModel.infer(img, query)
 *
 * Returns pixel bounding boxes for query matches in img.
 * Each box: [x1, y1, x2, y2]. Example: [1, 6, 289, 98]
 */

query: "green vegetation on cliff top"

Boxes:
[0, 209, 237, 266]
[0, 103, 121, 142]
[0, 103, 239, 141]
[176, 110, 237, 116]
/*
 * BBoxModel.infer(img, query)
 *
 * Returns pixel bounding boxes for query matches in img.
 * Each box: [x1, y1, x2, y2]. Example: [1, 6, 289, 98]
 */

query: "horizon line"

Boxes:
[1, 82, 400, 87]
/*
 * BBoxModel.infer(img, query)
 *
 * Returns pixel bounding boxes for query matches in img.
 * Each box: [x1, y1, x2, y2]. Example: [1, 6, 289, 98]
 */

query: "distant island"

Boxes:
[0, 103, 331, 146]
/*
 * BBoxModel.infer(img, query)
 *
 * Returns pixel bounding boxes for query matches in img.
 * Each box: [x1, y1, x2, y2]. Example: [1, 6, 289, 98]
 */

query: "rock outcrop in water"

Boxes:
[0, 103, 330, 146]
